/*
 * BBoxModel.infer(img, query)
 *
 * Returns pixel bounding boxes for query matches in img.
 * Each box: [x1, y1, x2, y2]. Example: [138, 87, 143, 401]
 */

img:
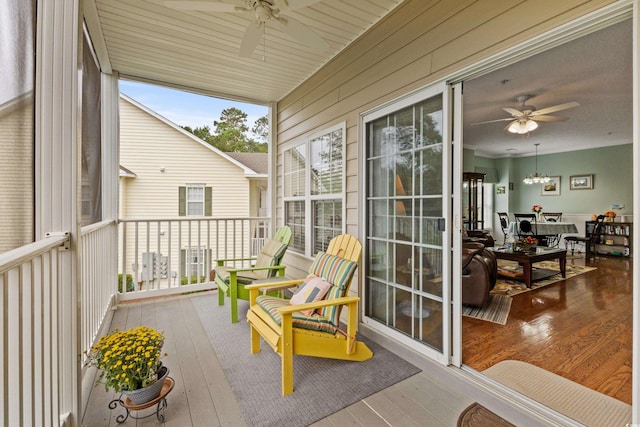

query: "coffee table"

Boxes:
[488, 246, 567, 288]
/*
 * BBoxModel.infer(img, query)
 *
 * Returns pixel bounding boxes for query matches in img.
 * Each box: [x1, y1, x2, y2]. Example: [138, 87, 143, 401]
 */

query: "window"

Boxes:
[187, 185, 204, 216]
[283, 123, 345, 256]
[178, 185, 212, 216]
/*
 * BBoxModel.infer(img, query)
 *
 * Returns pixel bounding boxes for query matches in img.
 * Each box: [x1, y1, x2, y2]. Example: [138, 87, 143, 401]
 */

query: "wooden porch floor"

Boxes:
[81, 293, 560, 427]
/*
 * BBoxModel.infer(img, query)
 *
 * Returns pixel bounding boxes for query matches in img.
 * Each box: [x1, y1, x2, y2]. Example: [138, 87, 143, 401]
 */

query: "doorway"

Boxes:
[460, 18, 633, 404]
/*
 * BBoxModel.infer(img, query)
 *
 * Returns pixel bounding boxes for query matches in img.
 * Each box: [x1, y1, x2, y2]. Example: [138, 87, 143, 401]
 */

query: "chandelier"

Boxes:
[522, 143, 550, 184]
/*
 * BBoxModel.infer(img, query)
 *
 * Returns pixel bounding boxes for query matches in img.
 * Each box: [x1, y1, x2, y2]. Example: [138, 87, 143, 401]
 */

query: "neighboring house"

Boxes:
[118, 94, 267, 284]
[0, 95, 33, 254]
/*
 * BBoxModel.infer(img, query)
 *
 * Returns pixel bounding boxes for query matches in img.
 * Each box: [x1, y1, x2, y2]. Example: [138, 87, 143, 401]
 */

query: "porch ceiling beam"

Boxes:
[84, 0, 113, 74]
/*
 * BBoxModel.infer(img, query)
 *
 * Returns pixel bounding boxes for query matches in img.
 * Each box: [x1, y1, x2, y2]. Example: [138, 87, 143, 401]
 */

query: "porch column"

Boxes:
[34, 0, 82, 424]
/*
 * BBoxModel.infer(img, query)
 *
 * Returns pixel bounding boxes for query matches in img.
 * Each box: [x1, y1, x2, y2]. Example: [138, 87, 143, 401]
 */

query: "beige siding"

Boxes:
[119, 97, 256, 281]
[119, 98, 250, 218]
[0, 100, 33, 253]
[275, 0, 616, 282]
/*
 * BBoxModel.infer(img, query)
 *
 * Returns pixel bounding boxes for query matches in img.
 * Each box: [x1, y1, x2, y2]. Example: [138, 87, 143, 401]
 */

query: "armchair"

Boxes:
[214, 225, 292, 323]
[245, 234, 372, 395]
[464, 229, 495, 247]
[462, 242, 497, 307]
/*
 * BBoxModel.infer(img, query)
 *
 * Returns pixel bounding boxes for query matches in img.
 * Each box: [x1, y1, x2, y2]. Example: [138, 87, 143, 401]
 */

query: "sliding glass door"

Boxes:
[362, 82, 455, 363]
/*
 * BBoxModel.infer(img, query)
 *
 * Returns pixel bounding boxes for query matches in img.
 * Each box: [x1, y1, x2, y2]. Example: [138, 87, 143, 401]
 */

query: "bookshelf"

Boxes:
[586, 220, 633, 257]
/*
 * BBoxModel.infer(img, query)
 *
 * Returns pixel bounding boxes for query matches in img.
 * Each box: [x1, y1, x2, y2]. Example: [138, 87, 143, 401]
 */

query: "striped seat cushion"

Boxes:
[254, 239, 289, 278]
[308, 252, 358, 326]
[255, 295, 338, 334]
[215, 266, 263, 285]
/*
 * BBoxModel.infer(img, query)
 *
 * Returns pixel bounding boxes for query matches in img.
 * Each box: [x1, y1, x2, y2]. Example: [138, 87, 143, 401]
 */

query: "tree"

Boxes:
[212, 109, 249, 151]
[251, 115, 269, 143]
[182, 108, 268, 153]
[183, 125, 214, 142]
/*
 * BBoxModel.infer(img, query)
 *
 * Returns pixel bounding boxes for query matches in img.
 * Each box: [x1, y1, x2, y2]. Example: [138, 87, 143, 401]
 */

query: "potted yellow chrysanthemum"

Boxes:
[85, 326, 168, 404]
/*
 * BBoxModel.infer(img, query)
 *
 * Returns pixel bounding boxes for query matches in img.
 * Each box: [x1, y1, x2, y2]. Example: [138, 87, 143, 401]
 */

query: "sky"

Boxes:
[119, 80, 268, 131]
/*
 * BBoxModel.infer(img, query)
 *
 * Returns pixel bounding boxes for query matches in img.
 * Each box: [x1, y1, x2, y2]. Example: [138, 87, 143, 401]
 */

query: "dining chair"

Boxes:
[541, 212, 563, 246]
[514, 213, 537, 237]
[541, 212, 563, 222]
[564, 215, 606, 260]
[497, 212, 510, 244]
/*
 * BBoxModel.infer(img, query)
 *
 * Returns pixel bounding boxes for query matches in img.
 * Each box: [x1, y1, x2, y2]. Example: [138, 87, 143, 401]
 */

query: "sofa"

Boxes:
[462, 242, 497, 307]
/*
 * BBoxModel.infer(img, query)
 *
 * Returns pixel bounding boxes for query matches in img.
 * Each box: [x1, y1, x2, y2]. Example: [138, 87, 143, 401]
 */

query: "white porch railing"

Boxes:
[118, 217, 271, 300]
[0, 232, 70, 427]
[0, 217, 270, 425]
[80, 220, 118, 361]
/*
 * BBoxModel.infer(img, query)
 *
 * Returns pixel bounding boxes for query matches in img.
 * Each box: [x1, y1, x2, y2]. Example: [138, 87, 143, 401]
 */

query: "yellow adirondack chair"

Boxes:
[214, 225, 292, 323]
[246, 234, 373, 395]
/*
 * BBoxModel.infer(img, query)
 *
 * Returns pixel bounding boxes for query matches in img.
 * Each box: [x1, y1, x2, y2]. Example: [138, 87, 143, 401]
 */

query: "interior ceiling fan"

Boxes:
[163, 0, 329, 57]
[473, 95, 580, 134]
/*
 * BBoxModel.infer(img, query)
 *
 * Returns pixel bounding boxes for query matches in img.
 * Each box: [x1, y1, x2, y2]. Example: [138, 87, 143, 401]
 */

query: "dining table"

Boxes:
[507, 221, 578, 236]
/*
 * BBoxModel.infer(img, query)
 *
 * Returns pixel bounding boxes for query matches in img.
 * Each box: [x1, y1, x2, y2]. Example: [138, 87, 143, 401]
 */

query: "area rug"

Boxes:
[483, 360, 631, 426]
[462, 295, 511, 325]
[457, 402, 515, 426]
[492, 261, 596, 297]
[191, 294, 421, 427]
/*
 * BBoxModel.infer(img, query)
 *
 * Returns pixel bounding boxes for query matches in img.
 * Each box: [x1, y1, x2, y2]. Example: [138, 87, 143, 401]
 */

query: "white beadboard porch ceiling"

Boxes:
[88, 0, 405, 104]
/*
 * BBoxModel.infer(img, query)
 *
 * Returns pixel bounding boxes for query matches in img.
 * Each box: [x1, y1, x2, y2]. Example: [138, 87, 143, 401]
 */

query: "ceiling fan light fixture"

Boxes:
[508, 119, 538, 134]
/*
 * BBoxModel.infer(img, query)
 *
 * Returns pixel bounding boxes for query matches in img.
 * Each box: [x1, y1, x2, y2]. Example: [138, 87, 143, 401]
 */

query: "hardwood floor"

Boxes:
[463, 254, 633, 404]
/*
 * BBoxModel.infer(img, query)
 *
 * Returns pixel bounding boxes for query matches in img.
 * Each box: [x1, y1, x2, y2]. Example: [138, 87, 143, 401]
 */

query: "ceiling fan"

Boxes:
[473, 95, 580, 134]
[163, 0, 329, 57]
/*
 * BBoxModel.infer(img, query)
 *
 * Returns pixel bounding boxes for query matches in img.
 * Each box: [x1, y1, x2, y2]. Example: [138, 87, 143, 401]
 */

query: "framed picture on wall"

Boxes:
[541, 176, 560, 196]
[570, 174, 593, 190]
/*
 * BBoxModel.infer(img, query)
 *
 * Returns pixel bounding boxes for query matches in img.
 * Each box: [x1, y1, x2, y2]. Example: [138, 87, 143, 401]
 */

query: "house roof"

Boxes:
[120, 93, 263, 176]
[225, 152, 268, 175]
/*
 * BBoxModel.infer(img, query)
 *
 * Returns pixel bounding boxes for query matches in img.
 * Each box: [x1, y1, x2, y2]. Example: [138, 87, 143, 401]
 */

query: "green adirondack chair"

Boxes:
[214, 226, 292, 323]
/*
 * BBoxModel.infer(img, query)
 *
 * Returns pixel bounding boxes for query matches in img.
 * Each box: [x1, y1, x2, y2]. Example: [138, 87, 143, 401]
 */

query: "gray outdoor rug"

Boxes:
[191, 293, 421, 427]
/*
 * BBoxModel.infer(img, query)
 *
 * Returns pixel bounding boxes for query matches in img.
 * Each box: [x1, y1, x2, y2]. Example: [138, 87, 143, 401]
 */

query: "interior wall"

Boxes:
[472, 143, 633, 221]
[275, 0, 617, 278]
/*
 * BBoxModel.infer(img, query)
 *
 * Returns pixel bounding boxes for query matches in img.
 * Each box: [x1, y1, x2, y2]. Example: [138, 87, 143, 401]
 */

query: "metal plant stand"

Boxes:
[109, 377, 175, 424]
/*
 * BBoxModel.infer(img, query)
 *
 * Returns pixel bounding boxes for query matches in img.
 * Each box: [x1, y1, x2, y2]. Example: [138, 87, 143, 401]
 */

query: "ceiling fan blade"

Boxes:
[275, 15, 328, 52]
[471, 117, 515, 125]
[239, 22, 264, 57]
[276, 0, 323, 10]
[502, 107, 524, 117]
[531, 115, 568, 122]
[530, 101, 579, 116]
[163, 1, 240, 12]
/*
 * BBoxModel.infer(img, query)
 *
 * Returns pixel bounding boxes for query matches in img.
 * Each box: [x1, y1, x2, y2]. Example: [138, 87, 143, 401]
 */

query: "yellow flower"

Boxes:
[85, 326, 165, 394]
